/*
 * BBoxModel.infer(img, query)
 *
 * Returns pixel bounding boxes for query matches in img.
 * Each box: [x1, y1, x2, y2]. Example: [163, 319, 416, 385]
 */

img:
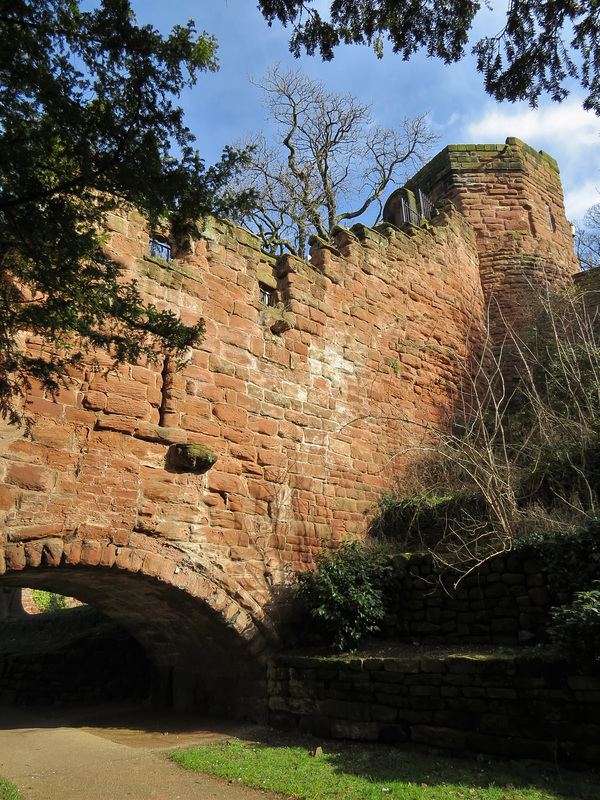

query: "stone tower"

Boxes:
[384, 138, 580, 342]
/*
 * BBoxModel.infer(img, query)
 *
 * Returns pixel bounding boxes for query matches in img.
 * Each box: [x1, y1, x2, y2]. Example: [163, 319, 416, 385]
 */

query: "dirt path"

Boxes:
[0, 705, 286, 800]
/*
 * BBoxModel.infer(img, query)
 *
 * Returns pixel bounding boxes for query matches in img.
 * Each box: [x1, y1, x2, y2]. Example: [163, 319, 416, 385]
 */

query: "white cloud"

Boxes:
[565, 182, 600, 221]
[465, 99, 599, 150]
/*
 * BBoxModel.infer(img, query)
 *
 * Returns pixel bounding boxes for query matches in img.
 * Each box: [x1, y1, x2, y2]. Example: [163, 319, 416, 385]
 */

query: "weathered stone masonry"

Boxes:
[0, 139, 580, 713]
[402, 138, 579, 340]
[268, 648, 600, 764]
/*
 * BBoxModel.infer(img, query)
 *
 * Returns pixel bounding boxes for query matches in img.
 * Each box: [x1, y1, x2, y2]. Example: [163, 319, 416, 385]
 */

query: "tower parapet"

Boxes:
[386, 138, 580, 341]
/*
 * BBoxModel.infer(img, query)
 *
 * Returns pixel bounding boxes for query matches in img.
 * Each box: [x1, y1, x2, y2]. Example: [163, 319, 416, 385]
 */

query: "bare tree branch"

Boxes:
[227, 64, 438, 257]
[575, 203, 600, 270]
[367, 281, 600, 586]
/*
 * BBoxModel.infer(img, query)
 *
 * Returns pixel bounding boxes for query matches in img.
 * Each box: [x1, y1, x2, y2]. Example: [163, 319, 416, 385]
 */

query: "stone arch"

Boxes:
[0, 535, 277, 719]
[382, 187, 420, 227]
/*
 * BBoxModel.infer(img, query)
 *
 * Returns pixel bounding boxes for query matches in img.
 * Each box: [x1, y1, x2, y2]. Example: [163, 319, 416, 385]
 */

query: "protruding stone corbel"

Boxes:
[169, 443, 218, 473]
[261, 306, 295, 335]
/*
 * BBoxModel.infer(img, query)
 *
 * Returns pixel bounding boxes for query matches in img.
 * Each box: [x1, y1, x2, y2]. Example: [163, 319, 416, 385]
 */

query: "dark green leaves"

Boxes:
[258, 0, 478, 62]
[295, 540, 394, 651]
[257, 0, 600, 114]
[0, 0, 253, 420]
[548, 582, 600, 662]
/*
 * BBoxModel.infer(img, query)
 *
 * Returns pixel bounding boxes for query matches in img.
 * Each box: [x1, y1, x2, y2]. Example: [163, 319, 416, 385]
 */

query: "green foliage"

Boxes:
[517, 520, 600, 660]
[172, 738, 600, 800]
[295, 540, 394, 651]
[548, 583, 600, 663]
[257, 0, 600, 114]
[258, 0, 477, 63]
[519, 520, 600, 600]
[370, 490, 490, 552]
[31, 590, 67, 614]
[0, 776, 22, 800]
[0, 0, 254, 421]
[521, 434, 600, 516]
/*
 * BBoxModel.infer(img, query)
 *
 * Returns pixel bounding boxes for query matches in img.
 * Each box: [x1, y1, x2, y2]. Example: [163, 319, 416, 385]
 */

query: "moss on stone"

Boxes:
[170, 443, 218, 473]
[257, 268, 278, 289]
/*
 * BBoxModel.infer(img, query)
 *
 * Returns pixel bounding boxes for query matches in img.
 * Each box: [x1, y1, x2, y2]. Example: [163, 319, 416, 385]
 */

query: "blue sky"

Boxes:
[131, 0, 599, 224]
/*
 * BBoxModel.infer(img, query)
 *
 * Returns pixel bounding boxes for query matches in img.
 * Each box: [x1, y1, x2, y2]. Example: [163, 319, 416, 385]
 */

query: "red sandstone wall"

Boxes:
[0, 202, 487, 621]
[405, 139, 580, 341]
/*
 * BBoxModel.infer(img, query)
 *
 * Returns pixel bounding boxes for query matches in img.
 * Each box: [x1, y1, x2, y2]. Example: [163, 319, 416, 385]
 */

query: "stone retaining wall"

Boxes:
[385, 548, 554, 646]
[267, 544, 598, 764]
[267, 650, 600, 765]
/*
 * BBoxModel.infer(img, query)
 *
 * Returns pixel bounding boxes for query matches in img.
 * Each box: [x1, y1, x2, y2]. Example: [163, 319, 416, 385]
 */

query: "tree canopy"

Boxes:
[257, 0, 600, 113]
[0, 0, 252, 421]
[228, 65, 436, 257]
[576, 204, 600, 269]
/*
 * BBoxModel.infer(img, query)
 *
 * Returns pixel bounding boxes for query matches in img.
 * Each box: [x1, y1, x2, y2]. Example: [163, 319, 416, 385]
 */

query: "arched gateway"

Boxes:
[0, 526, 275, 716]
[0, 140, 578, 716]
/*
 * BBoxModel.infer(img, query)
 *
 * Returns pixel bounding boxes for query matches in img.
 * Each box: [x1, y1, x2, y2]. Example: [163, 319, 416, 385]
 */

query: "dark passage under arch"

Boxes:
[0, 553, 272, 720]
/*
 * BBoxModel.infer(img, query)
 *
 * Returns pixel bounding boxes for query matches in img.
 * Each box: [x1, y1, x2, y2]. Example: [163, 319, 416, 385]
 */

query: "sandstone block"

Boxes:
[25, 541, 43, 567]
[82, 391, 107, 411]
[142, 480, 177, 502]
[80, 541, 102, 565]
[248, 417, 278, 436]
[206, 471, 244, 495]
[212, 403, 247, 428]
[63, 541, 82, 565]
[6, 544, 26, 570]
[105, 396, 152, 419]
[0, 486, 19, 511]
[5, 464, 54, 492]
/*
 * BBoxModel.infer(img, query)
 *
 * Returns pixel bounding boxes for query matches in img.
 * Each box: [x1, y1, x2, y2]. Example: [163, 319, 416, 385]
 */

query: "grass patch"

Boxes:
[171, 737, 600, 800]
[0, 776, 22, 800]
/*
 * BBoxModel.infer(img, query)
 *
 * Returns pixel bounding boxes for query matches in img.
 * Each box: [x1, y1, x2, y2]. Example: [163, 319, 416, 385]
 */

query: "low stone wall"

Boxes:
[267, 649, 600, 765]
[385, 548, 554, 646]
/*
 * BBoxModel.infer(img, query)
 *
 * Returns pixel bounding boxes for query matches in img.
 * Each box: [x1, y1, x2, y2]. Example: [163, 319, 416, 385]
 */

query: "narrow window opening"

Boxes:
[259, 284, 273, 306]
[545, 204, 555, 233]
[159, 356, 173, 427]
[149, 235, 172, 262]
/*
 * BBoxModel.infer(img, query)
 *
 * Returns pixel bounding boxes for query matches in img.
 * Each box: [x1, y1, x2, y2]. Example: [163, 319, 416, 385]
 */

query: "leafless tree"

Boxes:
[368, 280, 600, 586]
[229, 65, 438, 257]
[575, 203, 600, 270]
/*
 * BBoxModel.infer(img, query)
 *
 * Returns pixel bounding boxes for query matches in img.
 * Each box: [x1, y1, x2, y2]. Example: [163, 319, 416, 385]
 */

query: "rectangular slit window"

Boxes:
[259, 284, 273, 305]
[149, 237, 172, 262]
[545, 204, 555, 233]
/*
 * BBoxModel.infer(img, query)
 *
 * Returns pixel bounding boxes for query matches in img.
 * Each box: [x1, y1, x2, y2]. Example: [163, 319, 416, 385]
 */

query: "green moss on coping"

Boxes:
[257, 267, 278, 289]
[171, 443, 218, 473]
[406, 138, 560, 193]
